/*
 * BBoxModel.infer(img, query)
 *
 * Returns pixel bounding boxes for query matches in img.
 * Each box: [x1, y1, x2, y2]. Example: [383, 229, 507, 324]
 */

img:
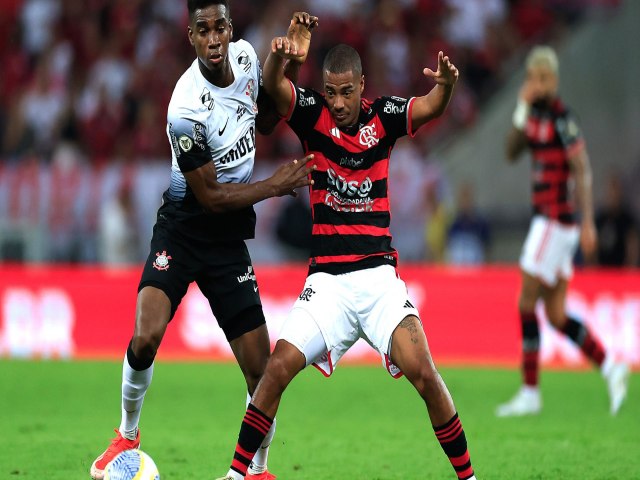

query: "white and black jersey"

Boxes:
[161, 39, 261, 242]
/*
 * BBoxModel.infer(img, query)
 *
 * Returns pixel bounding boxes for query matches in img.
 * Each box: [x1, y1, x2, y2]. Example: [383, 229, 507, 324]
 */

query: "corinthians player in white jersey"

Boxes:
[89, 3, 317, 479]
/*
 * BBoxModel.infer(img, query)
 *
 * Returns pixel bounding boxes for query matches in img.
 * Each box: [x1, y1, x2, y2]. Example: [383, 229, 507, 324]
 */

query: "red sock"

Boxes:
[562, 316, 606, 366]
[520, 311, 540, 387]
[434, 413, 474, 480]
[230, 403, 273, 476]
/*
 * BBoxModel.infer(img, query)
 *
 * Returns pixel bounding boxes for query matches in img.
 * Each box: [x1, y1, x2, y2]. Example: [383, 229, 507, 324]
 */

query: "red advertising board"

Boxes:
[1, 264, 638, 369]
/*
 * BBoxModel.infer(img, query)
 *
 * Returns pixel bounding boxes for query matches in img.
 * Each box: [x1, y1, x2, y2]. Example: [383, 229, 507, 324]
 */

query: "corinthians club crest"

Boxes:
[153, 250, 172, 271]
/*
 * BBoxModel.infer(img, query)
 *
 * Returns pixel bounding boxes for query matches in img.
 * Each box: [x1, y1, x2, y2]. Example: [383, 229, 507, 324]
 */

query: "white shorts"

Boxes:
[519, 215, 580, 286]
[279, 265, 420, 378]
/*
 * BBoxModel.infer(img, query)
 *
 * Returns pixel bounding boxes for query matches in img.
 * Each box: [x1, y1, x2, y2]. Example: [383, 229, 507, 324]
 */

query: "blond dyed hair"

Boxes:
[526, 46, 559, 75]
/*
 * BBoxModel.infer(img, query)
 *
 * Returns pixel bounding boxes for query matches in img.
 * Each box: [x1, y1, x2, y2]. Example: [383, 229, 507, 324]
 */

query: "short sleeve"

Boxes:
[286, 84, 324, 138]
[376, 96, 414, 141]
[167, 114, 211, 173]
[556, 111, 584, 154]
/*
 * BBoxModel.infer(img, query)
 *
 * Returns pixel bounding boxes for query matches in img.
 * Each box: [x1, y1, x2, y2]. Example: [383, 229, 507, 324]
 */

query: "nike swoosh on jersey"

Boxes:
[218, 117, 229, 136]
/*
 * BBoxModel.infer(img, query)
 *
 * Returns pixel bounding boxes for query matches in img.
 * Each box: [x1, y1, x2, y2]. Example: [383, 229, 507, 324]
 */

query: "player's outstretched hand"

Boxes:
[271, 35, 307, 61]
[423, 51, 459, 86]
[286, 12, 318, 64]
[267, 154, 316, 197]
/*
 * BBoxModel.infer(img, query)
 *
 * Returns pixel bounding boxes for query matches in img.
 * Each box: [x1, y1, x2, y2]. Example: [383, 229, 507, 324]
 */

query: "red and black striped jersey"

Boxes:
[285, 82, 416, 275]
[525, 98, 584, 224]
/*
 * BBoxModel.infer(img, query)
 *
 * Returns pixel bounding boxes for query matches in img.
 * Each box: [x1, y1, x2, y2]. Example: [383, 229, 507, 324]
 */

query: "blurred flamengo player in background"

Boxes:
[496, 46, 630, 417]
[88, 2, 317, 479]
[216, 23, 477, 480]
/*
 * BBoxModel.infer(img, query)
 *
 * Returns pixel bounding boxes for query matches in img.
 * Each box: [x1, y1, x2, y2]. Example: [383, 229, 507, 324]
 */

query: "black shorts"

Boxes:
[138, 220, 265, 341]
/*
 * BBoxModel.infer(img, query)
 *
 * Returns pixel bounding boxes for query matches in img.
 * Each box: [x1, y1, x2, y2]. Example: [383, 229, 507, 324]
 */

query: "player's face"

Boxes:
[525, 65, 558, 104]
[324, 70, 364, 128]
[188, 5, 233, 74]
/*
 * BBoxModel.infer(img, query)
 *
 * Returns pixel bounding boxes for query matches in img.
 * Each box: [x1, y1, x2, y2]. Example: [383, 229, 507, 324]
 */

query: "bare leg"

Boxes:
[390, 315, 475, 480]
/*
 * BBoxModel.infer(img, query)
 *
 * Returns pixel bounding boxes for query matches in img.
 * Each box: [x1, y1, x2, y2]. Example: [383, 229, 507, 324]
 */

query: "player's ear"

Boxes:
[187, 26, 195, 46]
[360, 75, 365, 94]
[229, 19, 233, 40]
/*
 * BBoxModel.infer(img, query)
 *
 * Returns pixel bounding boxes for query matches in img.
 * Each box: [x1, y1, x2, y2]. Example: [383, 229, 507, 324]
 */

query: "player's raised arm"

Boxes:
[410, 51, 459, 132]
[282, 12, 318, 83]
[255, 12, 318, 135]
[506, 83, 534, 163]
[263, 14, 318, 118]
[184, 155, 315, 213]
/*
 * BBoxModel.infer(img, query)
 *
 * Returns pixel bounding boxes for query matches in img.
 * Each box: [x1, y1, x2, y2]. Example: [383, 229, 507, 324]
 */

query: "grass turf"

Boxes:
[0, 360, 637, 479]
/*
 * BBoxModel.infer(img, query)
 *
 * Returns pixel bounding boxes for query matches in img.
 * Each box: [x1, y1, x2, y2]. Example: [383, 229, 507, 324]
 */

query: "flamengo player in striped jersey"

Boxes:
[496, 46, 630, 417]
[215, 30, 477, 480]
[89, 3, 317, 480]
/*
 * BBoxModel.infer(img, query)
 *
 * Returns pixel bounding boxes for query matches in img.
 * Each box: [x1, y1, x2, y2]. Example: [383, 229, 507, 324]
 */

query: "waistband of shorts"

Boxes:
[307, 254, 397, 276]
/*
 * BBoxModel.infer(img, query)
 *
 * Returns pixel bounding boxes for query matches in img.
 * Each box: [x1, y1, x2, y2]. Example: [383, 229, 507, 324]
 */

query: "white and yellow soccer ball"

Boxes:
[104, 449, 160, 480]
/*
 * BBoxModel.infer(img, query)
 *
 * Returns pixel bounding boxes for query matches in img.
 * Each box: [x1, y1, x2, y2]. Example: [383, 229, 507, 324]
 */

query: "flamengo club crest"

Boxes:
[153, 250, 172, 271]
[359, 124, 379, 147]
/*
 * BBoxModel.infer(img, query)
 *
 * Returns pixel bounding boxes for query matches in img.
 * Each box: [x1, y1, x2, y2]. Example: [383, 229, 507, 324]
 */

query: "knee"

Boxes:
[244, 355, 269, 394]
[131, 332, 161, 363]
[261, 355, 296, 393]
[518, 293, 537, 313]
[545, 307, 565, 329]
[406, 361, 440, 399]
[132, 315, 165, 362]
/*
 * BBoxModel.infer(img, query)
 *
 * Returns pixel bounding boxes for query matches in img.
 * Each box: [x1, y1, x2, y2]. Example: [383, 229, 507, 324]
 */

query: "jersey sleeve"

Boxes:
[286, 84, 324, 138]
[556, 110, 584, 155]
[167, 113, 211, 173]
[376, 96, 415, 141]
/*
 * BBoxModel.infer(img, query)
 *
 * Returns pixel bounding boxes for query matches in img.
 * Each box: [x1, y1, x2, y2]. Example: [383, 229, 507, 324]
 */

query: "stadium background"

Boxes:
[0, 0, 638, 368]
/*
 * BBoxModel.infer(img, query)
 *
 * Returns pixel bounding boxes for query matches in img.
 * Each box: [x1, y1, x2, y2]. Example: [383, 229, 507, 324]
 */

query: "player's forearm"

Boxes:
[283, 59, 302, 83]
[203, 180, 277, 213]
[506, 128, 527, 163]
[572, 152, 595, 223]
[411, 84, 454, 131]
[263, 52, 292, 117]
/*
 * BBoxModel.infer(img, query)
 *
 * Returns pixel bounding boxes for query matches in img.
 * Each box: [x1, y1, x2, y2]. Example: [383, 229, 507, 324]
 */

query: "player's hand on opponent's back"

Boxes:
[266, 154, 316, 197]
[423, 51, 459, 86]
[286, 12, 318, 64]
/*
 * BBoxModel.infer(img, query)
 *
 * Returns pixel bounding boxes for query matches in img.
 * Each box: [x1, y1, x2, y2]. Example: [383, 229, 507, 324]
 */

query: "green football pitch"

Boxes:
[1, 360, 637, 479]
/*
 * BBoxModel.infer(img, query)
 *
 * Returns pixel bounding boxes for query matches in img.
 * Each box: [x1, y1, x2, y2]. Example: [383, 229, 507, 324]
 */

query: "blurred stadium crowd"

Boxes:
[0, 0, 635, 266]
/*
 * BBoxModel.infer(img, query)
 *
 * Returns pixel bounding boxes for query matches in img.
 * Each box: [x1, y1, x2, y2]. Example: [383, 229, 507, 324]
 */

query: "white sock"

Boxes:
[246, 393, 276, 474]
[225, 470, 244, 480]
[248, 419, 276, 473]
[119, 353, 154, 439]
[522, 385, 539, 395]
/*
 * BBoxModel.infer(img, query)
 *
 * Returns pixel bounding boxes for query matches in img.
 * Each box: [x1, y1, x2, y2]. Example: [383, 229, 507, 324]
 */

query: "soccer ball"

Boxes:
[104, 449, 160, 480]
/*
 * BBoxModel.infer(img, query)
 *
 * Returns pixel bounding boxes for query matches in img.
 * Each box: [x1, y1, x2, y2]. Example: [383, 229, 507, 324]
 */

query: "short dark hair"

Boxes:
[187, 0, 229, 21]
[322, 44, 362, 78]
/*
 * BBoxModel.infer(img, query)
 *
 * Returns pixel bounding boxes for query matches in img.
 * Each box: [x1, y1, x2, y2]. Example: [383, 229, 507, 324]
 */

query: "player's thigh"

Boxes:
[520, 216, 564, 287]
[195, 241, 265, 342]
[389, 314, 437, 382]
[229, 319, 271, 389]
[279, 306, 331, 367]
[137, 224, 196, 334]
[360, 267, 420, 359]
[287, 272, 355, 357]
[134, 286, 172, 343]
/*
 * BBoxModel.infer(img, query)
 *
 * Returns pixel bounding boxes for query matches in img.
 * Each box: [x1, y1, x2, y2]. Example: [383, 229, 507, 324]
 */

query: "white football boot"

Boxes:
[495, 385, 542, 417]
[604, 361, 630, 415]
